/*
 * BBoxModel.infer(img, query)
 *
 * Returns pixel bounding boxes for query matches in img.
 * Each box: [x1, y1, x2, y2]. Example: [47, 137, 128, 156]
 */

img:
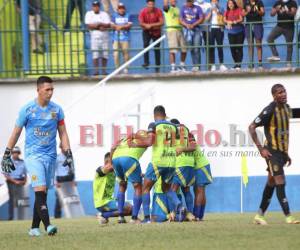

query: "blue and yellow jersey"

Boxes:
[148, 120, 177, 167]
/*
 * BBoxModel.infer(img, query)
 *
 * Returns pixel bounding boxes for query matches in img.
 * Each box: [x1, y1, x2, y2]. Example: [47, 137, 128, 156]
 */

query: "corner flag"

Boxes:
[241, 154, 248, 187]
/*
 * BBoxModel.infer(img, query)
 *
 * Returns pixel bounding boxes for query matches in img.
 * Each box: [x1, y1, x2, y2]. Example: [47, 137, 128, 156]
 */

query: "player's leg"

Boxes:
[142, 163, 158, 222]
[163, 167, 183, 221]
[120, 157, 143, 223]
[182, 186, 194, 221]
[193, 185, 205, 221]
[97, 200, 119, 224]
[92, 37, 100, 75]
[256, 171, 275, 217]
[151, 193, 169, 223]
[112, 157, 127, 223]
[26, 158, 55, 236]
[117, 180, 127, 223]
[273, 168, 299, 224]
[193, 165, 212, 221]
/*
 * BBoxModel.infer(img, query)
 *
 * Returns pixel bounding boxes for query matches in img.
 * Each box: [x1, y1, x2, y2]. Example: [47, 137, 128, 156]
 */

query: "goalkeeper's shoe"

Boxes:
[28, 228, 41, 237]
[254, 214, 268, 225]
[47, 225, 57, 236]
[286, 216, 300, 224]
[186, 212, 196, 222]
[118, 216, 127, 224]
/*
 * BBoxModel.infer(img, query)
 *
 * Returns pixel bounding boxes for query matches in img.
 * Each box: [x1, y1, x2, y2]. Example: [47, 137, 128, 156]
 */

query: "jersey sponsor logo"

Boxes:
[273, 164, 279, 172]
[34, 127, 50, 137]
[31, 175, 37, 181]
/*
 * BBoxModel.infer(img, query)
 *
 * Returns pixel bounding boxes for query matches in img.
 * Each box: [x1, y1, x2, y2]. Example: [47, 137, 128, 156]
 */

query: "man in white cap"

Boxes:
[85, 0, 111, 75]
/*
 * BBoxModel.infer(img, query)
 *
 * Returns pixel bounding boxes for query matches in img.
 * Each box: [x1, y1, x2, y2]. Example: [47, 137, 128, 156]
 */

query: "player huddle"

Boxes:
[93, 105, 212, 224]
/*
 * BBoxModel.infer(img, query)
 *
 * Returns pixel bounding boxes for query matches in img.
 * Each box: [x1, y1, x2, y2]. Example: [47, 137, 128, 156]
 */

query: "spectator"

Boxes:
[194, 0, 212, 68]
[296, 7, 300, 46]
[102, 0, 119, 14]
[16, 0, 44, 54]
[206, 0, 227, 71]
[111, 3, 132, 74]
[180, 0, 204, 72]
[2, 146, 27, 220]
[139, 0, 164, 73]
[244, 0, 265, 69]
[85, 1, 111, 75]
[224, 0, 244, 70]
[63, 0, 85, 31]
[267, 0, 297, 67]
[54, 145, 75, 219]
[163, 0, 187, 73]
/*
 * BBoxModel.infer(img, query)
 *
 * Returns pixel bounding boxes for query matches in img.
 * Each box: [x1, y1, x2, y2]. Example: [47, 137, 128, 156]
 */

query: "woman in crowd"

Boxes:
[224, 0, 245, 70]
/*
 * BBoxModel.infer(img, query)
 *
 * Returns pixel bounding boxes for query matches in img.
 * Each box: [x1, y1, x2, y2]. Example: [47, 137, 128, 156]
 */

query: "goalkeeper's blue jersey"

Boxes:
[15, 99, 65, 160]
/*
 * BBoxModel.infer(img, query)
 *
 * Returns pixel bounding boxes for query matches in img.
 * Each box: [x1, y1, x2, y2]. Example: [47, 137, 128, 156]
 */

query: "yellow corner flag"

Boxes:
[241, 153, 249, 187]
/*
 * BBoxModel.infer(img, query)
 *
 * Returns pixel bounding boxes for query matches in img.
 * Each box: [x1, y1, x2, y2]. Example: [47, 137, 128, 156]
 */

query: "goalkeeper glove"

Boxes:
[1, 148, 15, 173]
[63, 149, 75, 175]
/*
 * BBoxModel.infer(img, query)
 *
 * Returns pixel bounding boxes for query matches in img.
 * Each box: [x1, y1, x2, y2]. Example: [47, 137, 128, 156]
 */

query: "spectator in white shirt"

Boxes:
[85, 1, 111, 75]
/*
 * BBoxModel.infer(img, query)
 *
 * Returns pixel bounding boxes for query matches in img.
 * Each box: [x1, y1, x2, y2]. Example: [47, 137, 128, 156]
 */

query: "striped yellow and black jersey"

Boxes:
[253, 101, 292, 153]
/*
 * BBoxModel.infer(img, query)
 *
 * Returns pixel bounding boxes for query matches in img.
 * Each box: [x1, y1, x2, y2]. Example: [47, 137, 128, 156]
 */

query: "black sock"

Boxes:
[258, 184, 275, 215]
[35, 191, 50, 230]
[31, 202, 41, 229]
[276, 184, 290, 216]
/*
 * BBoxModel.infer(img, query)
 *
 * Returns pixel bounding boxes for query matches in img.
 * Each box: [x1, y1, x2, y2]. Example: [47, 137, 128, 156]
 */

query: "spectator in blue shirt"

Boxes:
[2, 146, 27, 220]
[111, 3, 133, 74]
[180, 0, 204, 71]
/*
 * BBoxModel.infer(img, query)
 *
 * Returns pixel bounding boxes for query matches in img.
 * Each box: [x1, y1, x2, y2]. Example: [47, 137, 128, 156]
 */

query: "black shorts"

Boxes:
[265, 148, 288, 176]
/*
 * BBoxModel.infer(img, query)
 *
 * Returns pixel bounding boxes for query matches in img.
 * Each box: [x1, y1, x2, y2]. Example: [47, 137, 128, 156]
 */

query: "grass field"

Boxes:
[1, 212, 300, 250]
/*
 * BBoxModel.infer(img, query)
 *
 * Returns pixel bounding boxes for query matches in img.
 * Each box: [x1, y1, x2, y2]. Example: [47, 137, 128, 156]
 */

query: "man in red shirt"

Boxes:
[139, 0, 164, 73]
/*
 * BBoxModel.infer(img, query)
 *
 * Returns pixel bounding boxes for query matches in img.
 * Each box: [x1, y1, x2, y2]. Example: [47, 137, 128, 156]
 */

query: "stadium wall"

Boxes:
[0, 73, 300, 218]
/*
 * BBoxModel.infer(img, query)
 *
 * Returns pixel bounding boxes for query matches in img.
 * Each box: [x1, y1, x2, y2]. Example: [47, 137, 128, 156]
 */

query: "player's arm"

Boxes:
[6, 126, 23, 150]
[248, 107, 273, 159]
[249, 122, 271, 158]
[96, 163, 113, 177]
[176, 133, 197, 155]
[128, 132, 150, 148]
[58, 123, 74, 174]
[1, 126, 22, 173]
